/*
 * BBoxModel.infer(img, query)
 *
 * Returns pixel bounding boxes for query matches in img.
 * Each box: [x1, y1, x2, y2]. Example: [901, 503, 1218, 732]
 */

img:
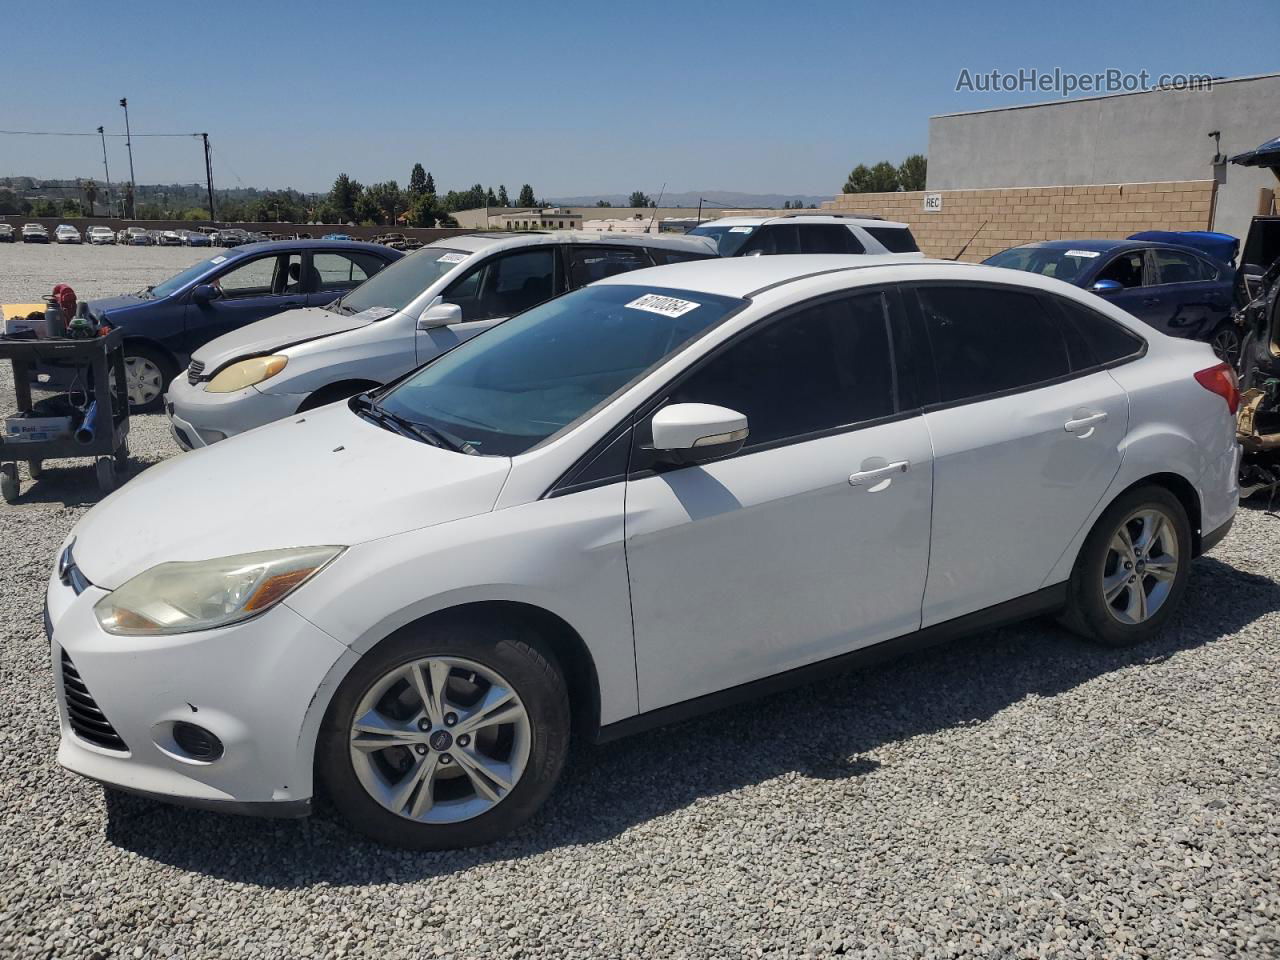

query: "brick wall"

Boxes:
[823, 181, 1216, 262]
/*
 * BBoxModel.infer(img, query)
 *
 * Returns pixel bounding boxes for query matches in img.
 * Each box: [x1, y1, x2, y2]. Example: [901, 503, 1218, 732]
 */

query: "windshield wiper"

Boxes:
[351, 394, 477, 454]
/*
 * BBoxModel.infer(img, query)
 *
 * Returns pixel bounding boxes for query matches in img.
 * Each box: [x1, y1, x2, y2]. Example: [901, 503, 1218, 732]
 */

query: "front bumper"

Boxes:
[165, 375, 305, 449]
[46, 560, 357, 815]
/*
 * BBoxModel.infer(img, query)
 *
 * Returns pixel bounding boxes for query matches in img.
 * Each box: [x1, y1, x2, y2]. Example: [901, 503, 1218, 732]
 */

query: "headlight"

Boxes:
[206, 355, 288, 393]
[94, 546, 343, 636]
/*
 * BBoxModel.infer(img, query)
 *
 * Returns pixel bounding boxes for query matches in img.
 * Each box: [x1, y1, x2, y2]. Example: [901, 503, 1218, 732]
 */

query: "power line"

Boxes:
[0, 129, 200, 138]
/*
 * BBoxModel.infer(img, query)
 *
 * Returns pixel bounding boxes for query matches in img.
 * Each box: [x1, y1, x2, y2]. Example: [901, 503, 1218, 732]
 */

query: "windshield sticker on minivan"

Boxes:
[729, 226, 753, 233]
[625, 294, 701, 318]
[437, 252, 468, 264]
[1064, 249, 1101, 258]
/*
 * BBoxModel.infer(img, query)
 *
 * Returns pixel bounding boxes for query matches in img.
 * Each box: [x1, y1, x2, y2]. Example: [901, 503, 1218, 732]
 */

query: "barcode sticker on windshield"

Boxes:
[625, 294, 700, 317]
[353, 306, 396, 322]
[210, 255, 227, 264]
[437, 252, 468, 263]
[729, 226, 753, 233]
[1064, 249, 1100, 258]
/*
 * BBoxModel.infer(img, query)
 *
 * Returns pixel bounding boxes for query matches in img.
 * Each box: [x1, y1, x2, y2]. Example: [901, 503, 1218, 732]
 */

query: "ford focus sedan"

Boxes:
[46, 256, 1238, 849]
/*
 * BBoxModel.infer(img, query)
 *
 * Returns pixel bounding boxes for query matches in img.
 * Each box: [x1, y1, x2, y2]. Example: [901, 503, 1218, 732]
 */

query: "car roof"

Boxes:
[220, 238, 398, 256]
[1010, 238, 1149, 254]
[594, 254, 949, 298]
[696, 214, 911, 229]
[424, 230, 717, 255]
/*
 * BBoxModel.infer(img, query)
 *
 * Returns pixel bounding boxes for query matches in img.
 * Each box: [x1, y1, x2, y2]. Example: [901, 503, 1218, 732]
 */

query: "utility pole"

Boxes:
[97, 126, 114, 216]
[119, 98, 136, 217]
[201, 133, 216, 222]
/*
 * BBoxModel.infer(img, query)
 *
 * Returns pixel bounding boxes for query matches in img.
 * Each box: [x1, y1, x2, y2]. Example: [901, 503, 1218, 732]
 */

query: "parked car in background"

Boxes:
[50, 255, 1238, 848]
[181, 230, 211, 247]
[166, 230, 717, 448]
[689, 214, 922, 257]
[55, 224, 82, 244]
[33, 240, 403, 412]
[158, 230, 183, 247]
[118, 227, 152, 246]
[22, 223, 49, 243]
[984, 238, 1240, 365]
[0, 224, 14, 242]
[322, 232, 352, 240]
[216, 229, 250, 248]
[86, 226, 116, 245]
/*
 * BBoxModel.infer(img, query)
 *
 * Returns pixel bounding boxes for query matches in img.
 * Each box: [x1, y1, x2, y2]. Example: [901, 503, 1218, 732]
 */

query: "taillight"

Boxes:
[1194, 362, 1239, 414]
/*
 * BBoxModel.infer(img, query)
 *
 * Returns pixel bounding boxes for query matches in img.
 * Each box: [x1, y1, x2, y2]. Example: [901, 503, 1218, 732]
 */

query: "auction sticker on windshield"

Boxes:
[1065, 249, 1101, 258]
[625, 294, 700, 318]
[437, 252, 468, 264]
[210, 256, 227, 264]
[729, 226, 753, 233]
[353, 306, 396, 322]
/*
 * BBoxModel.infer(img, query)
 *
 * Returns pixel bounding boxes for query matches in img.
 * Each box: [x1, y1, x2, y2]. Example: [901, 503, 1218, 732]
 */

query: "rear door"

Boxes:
[910, 281, 1128, 626]
[1146, 247, 1233, 340]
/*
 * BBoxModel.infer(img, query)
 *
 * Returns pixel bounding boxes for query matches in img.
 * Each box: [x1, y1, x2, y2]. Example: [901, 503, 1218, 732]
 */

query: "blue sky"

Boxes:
[2, 0, 1277, 198]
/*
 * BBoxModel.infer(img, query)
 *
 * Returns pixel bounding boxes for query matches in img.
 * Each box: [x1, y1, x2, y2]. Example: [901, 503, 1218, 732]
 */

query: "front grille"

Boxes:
[60, 651, 128, 752]
[187, 359, 205, 385]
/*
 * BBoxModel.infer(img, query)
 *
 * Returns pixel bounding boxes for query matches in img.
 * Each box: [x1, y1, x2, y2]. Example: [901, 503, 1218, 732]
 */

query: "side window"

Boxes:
[1051, 296, 1146, 365]
[311, 252, 383, 291]
[280, 253, 304, 293]
[740, 224, 800, 256]
[215, 255, 280, 298]
[916, 285, 1071, 402]
[1152, 248, 1207, 285]
[647, 248, 711, 266]
[442, 248, 556, 321]
[865, 226, 919, 253]
[799, 224, 864, 254]
[668, 292, 899, 449]
[1096, 251, 1145, 288]
[567, 246, 651, 289]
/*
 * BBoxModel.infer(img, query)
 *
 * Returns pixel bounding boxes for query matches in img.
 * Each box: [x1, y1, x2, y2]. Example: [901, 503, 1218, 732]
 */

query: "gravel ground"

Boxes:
[0, 245, 1277, 959]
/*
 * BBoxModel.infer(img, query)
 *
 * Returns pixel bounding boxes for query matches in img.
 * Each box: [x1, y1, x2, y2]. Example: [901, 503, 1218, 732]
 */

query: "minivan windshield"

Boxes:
[335, 246, 472, 316]
[375, 284, 744, 456]
[688, 224, 755, 256]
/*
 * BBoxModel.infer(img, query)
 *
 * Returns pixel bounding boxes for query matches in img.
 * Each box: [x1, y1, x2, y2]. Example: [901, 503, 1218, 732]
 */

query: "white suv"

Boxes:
[689, 213, 921, 257]
[86, 226, 116, 245]
[48, 256, 1238, 849]
[165, 230, 716, 449]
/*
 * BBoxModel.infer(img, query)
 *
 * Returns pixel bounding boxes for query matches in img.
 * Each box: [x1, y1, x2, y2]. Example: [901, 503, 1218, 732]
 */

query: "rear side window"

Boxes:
[915, 285, 1071, 402]
[740, 224, 800, 255]
[566, 246, 651, 289]
[866, 226, 919, 253]
[648, 248, 712, 266]
[669, 291, 899, 449]
[798, 224, 865, 254]
[1153, 247, 1214, 284]
[1051, 296, 1146, 365]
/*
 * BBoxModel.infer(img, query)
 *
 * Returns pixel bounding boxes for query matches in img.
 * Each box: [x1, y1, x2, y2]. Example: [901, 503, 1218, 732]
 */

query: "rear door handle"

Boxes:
[1065, 411, 1108, 434]
[849, 460, 910, 486]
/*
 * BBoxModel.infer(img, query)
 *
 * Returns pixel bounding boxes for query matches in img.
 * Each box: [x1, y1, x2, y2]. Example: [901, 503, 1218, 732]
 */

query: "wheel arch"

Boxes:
[1114, 471, 1204, 555]
[121, 335, 180, 374]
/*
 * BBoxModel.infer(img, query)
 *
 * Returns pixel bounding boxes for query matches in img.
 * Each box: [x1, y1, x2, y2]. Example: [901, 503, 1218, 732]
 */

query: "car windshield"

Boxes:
[148, 255, 226, 299]
[333, 246, 471, 316]
[984, 246, 1104, 283]
[688, 224, 756, 256]
[376, 284, 745, 456]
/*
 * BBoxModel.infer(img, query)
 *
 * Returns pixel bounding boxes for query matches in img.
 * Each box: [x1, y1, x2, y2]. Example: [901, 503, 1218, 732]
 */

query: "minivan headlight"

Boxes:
[94, 546, 343, 636]
[206, 355, 288, 393]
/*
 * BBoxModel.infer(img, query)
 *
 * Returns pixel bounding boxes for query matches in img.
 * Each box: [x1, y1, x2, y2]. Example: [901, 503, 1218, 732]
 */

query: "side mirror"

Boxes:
[651, 403, 748, 465]
[1090, 279, 1123, 294]
[191, 283, 219, 304]
[417, 302, 463, 330]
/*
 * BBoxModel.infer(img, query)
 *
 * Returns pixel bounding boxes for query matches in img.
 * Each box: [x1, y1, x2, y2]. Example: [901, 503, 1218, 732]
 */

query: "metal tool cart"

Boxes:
[0, 328, 130, 503]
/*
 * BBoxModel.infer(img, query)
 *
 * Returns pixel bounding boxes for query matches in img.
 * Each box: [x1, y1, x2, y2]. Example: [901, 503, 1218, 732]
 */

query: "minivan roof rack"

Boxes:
[777, 211, 885, 221]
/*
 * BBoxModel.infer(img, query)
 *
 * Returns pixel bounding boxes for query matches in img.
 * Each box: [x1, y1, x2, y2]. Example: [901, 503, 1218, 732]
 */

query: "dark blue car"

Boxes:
[44, 240, 403, 411]
[984, 238, 1240, 365]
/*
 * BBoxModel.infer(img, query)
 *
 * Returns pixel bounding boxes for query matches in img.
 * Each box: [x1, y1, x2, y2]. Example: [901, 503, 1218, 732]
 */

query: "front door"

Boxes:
[186, 252, 304, 353]
[910, 282, 1128, 626]
[625, 290, 933, 711]
[1091, 249, 1156, 324]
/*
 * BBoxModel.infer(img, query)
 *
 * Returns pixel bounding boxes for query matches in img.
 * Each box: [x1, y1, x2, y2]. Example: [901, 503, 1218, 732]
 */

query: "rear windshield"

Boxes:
[865, 226, 919, 253]
[335, 247, 472, 316]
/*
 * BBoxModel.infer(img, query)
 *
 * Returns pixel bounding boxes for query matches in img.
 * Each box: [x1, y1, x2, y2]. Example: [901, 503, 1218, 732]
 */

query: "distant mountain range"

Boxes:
[546, 190, 831, 209]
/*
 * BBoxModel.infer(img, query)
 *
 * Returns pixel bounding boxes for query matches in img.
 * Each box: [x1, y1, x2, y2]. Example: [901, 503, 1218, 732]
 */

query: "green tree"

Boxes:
[81, 179, 98, 217]
[516, 184, 536, 207]
[497, 184, 509, 206]
[123, 183, 135, 218]
[354, 191, 382, 225]
[595, 200, 612, 207]
[0, 189, 27, 215]
[328, 173, 362, 222]
[32, 199, 58, 217]
[408, 192, 439, 227]
[486, 187, 498, 206]
[365, 181, 405, 225]
[898, 153, 927, 191]
[842, 161, 900, 194]
[408, 163, 428, 197]
[628, 190, 652, 208]
[425, 171, 436, 195]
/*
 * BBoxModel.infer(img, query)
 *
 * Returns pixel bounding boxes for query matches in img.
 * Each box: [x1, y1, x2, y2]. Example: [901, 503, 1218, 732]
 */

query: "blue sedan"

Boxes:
[984, 238, 1240, 364]
[40, 240, 403, 411]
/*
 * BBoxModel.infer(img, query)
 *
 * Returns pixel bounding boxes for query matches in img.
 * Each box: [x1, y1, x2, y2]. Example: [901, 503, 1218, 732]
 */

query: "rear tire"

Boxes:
[1209, 322, 1243, 370]
[1061, 485, 1192, 647]
[318, 616, 570, 850]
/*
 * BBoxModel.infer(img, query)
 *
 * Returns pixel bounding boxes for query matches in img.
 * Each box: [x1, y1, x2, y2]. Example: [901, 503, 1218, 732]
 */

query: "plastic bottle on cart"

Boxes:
[43, 297, 66, 338]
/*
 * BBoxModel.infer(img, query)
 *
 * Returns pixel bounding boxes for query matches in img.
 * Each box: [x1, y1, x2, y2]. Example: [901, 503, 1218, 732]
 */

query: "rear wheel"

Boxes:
[1061, 485, 1191, 647]
[1210, 322, 1243, 370]
[318, 617, 570, 849]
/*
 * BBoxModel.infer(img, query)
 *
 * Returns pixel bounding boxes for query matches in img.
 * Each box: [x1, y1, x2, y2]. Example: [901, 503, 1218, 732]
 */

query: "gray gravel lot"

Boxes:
[0, 244, 1277, 959]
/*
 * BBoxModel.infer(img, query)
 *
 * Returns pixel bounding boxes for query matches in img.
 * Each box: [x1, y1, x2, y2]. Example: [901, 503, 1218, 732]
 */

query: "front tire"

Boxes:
[1061, 485, 1192, 647]
[120, 344, 176, 413]
[318, 616, 570, 849]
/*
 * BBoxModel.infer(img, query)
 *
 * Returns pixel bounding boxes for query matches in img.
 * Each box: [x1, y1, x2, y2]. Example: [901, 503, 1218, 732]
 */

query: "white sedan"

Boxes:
[46, 256, 1239, 849]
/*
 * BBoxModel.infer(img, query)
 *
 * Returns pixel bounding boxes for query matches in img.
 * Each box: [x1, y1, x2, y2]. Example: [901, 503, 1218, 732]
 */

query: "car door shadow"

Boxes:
[101, 554, 1277, 887]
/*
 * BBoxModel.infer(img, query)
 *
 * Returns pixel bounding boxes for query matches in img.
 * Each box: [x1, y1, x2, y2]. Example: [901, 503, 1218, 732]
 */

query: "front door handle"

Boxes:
[849, 460, 910, 486]
[1065, 411, 1108, 435]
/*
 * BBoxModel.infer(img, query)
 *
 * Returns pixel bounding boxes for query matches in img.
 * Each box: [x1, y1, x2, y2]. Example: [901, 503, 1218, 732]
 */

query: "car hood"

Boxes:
[69, 403, 512, 589]
[87, 294, 152, 321]
[191, 306, 385, 370]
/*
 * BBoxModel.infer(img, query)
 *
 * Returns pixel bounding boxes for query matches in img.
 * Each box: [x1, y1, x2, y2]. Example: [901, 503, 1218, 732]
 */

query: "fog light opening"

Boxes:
[172, 721, 224, 762]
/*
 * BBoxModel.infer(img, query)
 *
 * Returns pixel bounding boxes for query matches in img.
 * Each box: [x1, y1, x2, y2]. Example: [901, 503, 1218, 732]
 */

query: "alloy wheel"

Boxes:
[348, 656, 531, 824]
[1101, 507, 1179, 625]
[1211, 327, 1242, 369]
[122, 356, 164, 407]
